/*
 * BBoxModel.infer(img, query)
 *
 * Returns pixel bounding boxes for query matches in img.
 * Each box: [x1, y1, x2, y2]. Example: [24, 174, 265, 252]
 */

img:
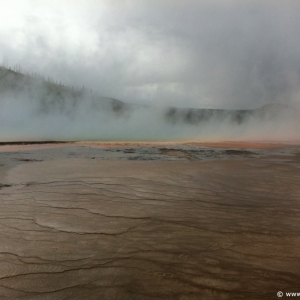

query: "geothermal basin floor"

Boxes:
[0, 142, 300, 299]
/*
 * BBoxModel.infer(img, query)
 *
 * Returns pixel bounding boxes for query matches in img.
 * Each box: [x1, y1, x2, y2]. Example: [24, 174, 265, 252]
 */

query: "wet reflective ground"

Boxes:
[0, 144, 300, 299]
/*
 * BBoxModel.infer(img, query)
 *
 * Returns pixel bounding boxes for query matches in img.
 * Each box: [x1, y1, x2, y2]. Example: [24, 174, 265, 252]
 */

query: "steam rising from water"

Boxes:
[0, 69, 299, 142]
[1, 1, 300, 142]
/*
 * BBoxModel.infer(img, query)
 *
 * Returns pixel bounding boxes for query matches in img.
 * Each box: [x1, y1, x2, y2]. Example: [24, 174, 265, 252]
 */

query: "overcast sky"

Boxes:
[1, 0, 300, 109]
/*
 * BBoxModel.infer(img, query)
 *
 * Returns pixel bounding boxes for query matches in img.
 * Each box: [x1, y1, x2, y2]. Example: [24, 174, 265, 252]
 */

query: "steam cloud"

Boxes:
[0, 1, 300, 142]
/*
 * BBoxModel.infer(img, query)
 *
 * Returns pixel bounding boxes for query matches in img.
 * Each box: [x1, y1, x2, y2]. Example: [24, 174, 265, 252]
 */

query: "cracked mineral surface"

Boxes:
[0, 142, 299, 299]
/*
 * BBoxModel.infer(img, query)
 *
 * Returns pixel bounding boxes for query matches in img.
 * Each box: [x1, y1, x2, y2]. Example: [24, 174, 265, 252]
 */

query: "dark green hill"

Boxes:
[0, 66, 128, 115]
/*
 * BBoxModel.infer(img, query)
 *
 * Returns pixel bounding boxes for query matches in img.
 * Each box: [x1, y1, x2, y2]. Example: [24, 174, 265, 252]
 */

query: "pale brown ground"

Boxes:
[0, 143, 74, 153]
[77, 141, 299, 149]
[0, 142, 300, 300]
[0, 141, 298, 152]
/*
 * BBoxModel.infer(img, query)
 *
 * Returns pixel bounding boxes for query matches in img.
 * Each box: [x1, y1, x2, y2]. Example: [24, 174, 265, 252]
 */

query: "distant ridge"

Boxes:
[164, 102, 293, 125]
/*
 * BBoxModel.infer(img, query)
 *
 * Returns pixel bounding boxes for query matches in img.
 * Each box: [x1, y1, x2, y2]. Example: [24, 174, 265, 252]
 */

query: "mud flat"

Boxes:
[0, 142, 300, 299]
